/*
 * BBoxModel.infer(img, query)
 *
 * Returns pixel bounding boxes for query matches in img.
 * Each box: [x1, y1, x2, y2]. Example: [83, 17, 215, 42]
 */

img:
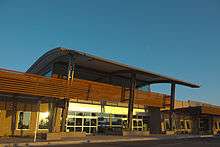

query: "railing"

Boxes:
[0, 68, 170, 107]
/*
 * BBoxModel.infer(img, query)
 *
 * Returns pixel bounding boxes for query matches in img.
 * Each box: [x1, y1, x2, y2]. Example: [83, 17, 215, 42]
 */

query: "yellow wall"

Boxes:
[68, 102, 145, 115]
[69, 103, 100, 112]
[105, 106, 144, 115]
[0, 110, 12, 136]
[14, 109, 62, 136]
[175, 100, 190, 108]
[0, 103, 63, 137]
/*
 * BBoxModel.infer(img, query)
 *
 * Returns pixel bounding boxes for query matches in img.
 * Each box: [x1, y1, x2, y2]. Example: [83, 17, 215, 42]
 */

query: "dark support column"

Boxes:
[148, 106, 161, 134]
[169, 83, 176, 131]
[192, 115, 199, 135]
[48, 100, 57, 133]
[127, 73, 136, 131]
[100, 100, 106, 113]
[210, 116, 214, 135]
[11, 99, 17, 136]
[34, 100, 41, 142]
[68, 56, 75, 81]
[60, 56, 74, 132]
[61, 99, 69, 132]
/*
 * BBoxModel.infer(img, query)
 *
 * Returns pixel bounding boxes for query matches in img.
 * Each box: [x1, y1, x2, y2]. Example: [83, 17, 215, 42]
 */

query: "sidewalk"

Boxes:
[0, 135, 215, 147]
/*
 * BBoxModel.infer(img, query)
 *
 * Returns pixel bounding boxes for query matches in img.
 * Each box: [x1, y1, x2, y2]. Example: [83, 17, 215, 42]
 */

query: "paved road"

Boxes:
[47, 137, 220, 147]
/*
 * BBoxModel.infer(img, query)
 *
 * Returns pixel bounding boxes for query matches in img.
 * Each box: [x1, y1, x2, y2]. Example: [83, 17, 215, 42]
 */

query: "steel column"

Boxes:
[34, 100, 41, 142]
[10, 98, 17, 136]
[127, 73, 136, 131]
[48, 100, 57, 133]
[169, 83, 176, 130]
[60, 55, 74, 132]
[60, 99, 69, 132]
[67, 56, 75, 80]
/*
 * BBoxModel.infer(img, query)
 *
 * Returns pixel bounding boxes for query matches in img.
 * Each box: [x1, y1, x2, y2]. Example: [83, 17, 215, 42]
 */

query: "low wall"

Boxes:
[46, 132, 86, 141]
[165, 131, 175, 135]
[122, 131, 150, 136]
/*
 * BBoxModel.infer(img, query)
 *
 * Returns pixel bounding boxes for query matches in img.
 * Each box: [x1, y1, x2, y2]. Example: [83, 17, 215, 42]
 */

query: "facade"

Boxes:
[162, 101, 220, 135]
[0, 47, 218, 138]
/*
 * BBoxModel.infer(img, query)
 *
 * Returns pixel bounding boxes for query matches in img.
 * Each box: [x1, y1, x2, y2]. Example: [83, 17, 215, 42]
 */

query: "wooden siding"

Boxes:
[202, 106, 220, 116]
[0, 68, 170, 107]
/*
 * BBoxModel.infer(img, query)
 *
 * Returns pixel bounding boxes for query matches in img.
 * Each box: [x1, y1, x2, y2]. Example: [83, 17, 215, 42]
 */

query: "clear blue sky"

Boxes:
[0, 0, 219, 105]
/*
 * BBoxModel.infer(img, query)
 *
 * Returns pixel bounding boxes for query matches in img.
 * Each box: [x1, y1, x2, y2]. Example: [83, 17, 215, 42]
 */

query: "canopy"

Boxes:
[27, 47, 200, 88]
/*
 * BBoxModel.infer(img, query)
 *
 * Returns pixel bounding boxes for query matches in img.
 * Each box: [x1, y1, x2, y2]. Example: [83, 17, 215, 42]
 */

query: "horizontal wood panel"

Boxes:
[202, 106, 220, 115]
[0, 68, 170, 107]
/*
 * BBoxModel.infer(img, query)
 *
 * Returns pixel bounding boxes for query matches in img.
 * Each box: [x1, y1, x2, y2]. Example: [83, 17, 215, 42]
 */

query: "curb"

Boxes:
[0, 138, 159, 147]
[0, 135, 215, 147]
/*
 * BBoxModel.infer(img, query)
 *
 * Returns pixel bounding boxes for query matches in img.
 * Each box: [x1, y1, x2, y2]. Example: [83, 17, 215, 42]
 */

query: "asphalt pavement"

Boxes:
[32, 137, 220, 147]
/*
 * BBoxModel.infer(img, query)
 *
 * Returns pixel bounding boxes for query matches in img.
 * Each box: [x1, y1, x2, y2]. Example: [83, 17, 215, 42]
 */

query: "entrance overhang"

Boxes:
[27, 47, 200, 88]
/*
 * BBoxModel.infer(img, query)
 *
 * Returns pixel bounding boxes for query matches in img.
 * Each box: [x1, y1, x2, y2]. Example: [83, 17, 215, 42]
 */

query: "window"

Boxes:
[138, 120, 142, 127]
[132, 119, 143, 131]
[215, 122, 218, 129]
[165, 119, 170, 130]
[76, 118, 82, 126]
[218, 122, 220, 130]
[75, 127, 82, 132]
[112, 117, 122, 125]
[133, 120, 137, 127]
[43, 70, 52, 77]
[186, 120, 191, 129]
[91, 113, 97, 117]
[83, 127, 90, 133]
[66, 111, 98, 134]
[199, 118, 209, 131]
[76, 112, 84, 116]
[67, 127, 74, 132]
[172, 120, 176, 130]
[137, 85, 150, 92]
[143, 123, 149, 131]
[17, 112, 31, 129]
[180, 120, 185, 129]
[84, 118, 90, 126]
[84, 112, 91, 116]
[67, 118, 75, 126]
[91, 119, 97, 126]
[122, 120, 128, 129]
[91, 127, 96, 133]
[38, 112, 49, 129]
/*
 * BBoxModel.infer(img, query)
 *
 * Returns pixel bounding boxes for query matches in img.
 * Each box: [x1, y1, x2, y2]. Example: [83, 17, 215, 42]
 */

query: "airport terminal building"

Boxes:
[0, 47, 220, 138]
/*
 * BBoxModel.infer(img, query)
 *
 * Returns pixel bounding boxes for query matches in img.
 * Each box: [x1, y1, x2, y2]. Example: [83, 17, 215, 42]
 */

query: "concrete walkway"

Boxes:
[0, 135, 215, 147]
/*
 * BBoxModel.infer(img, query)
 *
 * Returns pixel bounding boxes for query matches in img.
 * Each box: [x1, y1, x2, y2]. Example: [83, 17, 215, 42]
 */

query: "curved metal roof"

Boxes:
[27, 47, 200, 88]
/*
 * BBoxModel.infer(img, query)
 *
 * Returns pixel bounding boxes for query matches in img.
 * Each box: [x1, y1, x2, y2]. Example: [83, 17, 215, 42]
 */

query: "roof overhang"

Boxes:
[163, 106, 220, 116]
[27, 47, 200, 88]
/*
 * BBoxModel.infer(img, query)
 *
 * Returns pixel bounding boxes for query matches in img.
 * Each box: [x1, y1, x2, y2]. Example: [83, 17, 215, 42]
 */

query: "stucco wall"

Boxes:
[0, 110, 12, 136]
[0, 102, 62, 137]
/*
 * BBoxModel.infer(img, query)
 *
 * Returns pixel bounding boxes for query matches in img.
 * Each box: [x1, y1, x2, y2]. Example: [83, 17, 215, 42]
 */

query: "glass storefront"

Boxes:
[66, 111, 98, 134]
[65, 102, 147, 134]
[199, 118, 210, 132]
[30, 102, 148, 134]
[66, 111, 146, 134]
